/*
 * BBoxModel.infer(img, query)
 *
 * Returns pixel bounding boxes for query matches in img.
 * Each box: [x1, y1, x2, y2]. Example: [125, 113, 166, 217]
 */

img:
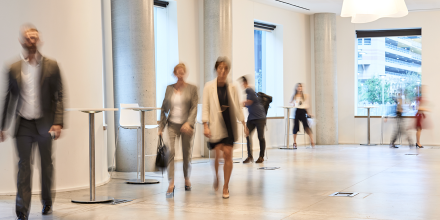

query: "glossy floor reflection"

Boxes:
[0, 145, 438, 220]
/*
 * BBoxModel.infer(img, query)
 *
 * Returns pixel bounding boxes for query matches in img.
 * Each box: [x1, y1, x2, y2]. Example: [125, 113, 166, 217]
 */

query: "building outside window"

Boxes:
[254, 29, 266, 93]
[356, 35, 422, 116]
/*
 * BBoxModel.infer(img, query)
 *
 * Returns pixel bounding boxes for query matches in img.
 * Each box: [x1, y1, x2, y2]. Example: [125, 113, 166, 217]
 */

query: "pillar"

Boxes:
[314, 13, 338, 145]
[111, 0, 156, 171]
[202, 0, 232, 157]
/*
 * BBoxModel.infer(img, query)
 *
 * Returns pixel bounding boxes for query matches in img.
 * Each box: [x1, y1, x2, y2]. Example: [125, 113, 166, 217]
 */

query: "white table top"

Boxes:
[358, 106, 379, 109]
[279, 106, 295, 109]
[65, 108, 119, 113]
[124, 107, 161, 111]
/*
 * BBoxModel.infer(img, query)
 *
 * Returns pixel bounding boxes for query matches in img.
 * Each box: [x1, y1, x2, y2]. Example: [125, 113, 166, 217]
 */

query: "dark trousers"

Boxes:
[15, 118, 54, 217]
[391, 113, 412, 145]
[246, 119, 266, 158]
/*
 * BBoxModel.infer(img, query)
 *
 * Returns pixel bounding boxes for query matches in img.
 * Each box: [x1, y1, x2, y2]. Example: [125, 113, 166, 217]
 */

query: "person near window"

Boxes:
[0, 24, 64, 220]
[387, 96, 413, 148]
[290, 83, 315, 148]
[415, 85, 428, 148]
[202, 56, 248, 199]
[240, 76, 266, 163]
[158, 63, 198, 198]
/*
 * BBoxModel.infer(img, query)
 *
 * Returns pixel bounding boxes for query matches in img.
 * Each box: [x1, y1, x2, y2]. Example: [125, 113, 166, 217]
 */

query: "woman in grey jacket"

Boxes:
[159, 63, 198, 198]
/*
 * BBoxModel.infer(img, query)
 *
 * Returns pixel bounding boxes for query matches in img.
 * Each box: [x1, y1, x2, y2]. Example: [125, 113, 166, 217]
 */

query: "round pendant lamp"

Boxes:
[341, 0, 408, 23]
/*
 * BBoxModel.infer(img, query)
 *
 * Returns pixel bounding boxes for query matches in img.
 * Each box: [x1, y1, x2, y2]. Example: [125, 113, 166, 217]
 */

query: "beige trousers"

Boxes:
[167, 122, 192, 181]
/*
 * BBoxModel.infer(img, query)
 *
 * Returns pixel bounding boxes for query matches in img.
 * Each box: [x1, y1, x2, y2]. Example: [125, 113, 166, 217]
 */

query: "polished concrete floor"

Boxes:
[0, 145, 439, 220]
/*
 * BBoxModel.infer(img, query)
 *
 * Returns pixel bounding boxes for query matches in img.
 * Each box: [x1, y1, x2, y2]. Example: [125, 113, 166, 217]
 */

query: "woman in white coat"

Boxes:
[202, 56, 248, 199]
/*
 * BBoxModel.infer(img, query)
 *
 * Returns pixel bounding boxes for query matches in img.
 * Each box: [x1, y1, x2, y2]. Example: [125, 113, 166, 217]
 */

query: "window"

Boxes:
[356, 31, 422, 116]
[154, 3, 179, 120]
[254, 21, 283, 117]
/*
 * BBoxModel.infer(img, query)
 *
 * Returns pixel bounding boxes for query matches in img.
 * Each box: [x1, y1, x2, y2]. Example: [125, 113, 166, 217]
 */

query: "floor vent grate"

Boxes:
[258, 167, 280, 170]
[329, 192, 359, 197]
[110, 199, 133, 205]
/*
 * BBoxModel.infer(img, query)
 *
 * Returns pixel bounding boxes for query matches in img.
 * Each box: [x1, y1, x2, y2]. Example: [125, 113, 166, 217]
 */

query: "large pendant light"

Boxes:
[341, 0, 408, 23]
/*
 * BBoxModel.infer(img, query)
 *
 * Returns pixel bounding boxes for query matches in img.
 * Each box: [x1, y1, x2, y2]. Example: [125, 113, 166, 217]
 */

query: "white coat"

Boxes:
[202, 78, 244, 143]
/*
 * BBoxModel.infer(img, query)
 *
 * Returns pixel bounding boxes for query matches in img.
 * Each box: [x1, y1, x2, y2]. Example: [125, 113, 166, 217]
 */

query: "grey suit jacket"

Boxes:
[159, 83, 198, 131]
[1, 56, 64, 136]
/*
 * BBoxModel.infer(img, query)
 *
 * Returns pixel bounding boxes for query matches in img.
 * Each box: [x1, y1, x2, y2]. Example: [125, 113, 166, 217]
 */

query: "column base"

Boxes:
[126, 179, 160, 184]
[71, 196, 114, 204]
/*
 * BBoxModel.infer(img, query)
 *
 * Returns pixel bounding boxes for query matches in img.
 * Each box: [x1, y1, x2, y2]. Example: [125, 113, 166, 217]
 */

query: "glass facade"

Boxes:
[356, 36, 422, 116]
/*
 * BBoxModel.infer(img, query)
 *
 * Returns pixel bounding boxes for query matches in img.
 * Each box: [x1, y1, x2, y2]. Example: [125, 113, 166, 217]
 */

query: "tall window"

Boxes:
[356, 29, 422, 116]
[154, 3, 179, 120]
[254, 22, 283, 117]
[254, 30, 266, 93]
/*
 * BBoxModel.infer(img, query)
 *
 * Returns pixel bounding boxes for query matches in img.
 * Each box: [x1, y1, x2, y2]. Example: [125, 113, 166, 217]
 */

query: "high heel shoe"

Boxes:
[185, 185, 192, 191]
[222, 189, 229, 199]
[166, 186, 175, 198]
[293, 143, 297, 149]
[416, 143, 424, 148]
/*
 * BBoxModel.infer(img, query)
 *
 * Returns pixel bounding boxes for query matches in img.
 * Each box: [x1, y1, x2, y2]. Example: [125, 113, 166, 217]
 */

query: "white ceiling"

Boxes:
[251, 0, 440, 15]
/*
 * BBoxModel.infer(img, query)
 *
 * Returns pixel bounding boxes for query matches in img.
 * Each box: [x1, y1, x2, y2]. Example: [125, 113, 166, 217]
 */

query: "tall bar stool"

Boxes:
[232, 108, 248, 163]
[114, 103, 158, 179]
[191, 104, 210, 164]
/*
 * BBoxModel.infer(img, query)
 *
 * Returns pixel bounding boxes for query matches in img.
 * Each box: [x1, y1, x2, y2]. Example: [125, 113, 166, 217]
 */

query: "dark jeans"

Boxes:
[246, 119, 266, 158]
[15, 118, 54, 217]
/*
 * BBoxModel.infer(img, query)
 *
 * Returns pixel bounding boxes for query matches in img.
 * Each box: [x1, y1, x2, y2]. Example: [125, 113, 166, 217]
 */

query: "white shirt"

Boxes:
[293, 94, 309, 109]
[169, 92, 187, 124]
[18, 53, 42, 120]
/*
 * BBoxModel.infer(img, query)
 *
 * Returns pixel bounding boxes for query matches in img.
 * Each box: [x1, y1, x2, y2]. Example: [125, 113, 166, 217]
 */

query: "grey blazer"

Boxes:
[159, 83, 198, 131]
[1, 56, 64, 136]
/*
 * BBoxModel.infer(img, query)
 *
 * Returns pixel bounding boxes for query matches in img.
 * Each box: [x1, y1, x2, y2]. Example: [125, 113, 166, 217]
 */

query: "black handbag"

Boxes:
[155, 136, 169, 169]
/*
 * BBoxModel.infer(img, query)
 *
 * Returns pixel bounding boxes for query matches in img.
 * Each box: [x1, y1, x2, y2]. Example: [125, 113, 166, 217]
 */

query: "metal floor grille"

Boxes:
[110, 199, 133, 205]
[258, 167, 280, 170]
[329, 192, 359, 197]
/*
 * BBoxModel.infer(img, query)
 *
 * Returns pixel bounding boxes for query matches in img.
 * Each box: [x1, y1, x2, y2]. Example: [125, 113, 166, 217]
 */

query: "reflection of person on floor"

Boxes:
[0, 24, 64, 220]
[289, 83, 314, 148]
[240, 76, 266, 164]
[158, 63, 198, 198]
[202, 56, 248, 199]
[387, 96, 413, 148]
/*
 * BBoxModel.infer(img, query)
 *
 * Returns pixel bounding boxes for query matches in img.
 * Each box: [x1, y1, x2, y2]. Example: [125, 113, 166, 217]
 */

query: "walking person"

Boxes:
[158, 63, 198, 198]
[0, 24, 64, 220]
[415, 86, 428, 148]
[290, 83, 314, 148]
[240, 76, 266, 163]
[202, 57, 248, 199]
[388, 97, 413, 148]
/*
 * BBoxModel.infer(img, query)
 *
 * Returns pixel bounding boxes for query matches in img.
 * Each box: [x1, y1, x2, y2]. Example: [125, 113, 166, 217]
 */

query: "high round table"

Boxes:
[358, 106, 378, 146]
[279, 106, 295, 149]
[66, 108, 118, 204]
[124, 107, 161, 184]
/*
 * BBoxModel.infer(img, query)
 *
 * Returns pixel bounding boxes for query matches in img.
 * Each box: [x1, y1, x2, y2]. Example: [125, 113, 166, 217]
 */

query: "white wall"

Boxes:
[0, 0, 109, 194]
[337, 10, 440, 145]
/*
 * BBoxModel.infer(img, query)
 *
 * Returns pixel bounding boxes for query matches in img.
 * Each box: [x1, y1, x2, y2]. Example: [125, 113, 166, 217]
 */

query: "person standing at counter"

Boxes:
[0, 24, 64, 220]
[290, 83, 314, 148]
[158, 63, 198, 198]
[202, 56, 248, 199]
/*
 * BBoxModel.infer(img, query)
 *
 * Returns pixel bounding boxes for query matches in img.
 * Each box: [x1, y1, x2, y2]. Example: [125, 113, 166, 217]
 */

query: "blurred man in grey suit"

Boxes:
[0, 24, 64, 220]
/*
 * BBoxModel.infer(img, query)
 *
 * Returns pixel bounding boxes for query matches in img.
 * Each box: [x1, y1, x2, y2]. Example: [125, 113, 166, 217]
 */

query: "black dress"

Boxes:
[208, 85, 235, 150]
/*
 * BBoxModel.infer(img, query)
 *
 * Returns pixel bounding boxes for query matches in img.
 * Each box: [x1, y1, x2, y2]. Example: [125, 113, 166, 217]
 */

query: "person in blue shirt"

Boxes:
[240, 76, 267, 163]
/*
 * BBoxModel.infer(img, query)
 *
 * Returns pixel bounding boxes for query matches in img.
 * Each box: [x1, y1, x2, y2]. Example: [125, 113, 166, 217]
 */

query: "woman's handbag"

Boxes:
[155, 135, 169, 170]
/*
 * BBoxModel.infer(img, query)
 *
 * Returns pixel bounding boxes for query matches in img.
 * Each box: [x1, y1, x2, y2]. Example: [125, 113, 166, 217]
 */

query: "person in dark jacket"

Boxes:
[240, 76, 266, 163]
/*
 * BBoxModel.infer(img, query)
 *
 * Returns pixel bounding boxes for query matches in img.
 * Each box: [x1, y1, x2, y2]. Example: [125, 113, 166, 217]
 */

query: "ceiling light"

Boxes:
[341, 0, 408, 23]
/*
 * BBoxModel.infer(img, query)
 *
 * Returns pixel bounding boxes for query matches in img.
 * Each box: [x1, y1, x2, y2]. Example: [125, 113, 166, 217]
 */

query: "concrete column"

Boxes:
[204, 0, 232, 82]
[203, 0, 232, 157]
[111, 0, 156, 171]
[314, 13, 338, 145]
